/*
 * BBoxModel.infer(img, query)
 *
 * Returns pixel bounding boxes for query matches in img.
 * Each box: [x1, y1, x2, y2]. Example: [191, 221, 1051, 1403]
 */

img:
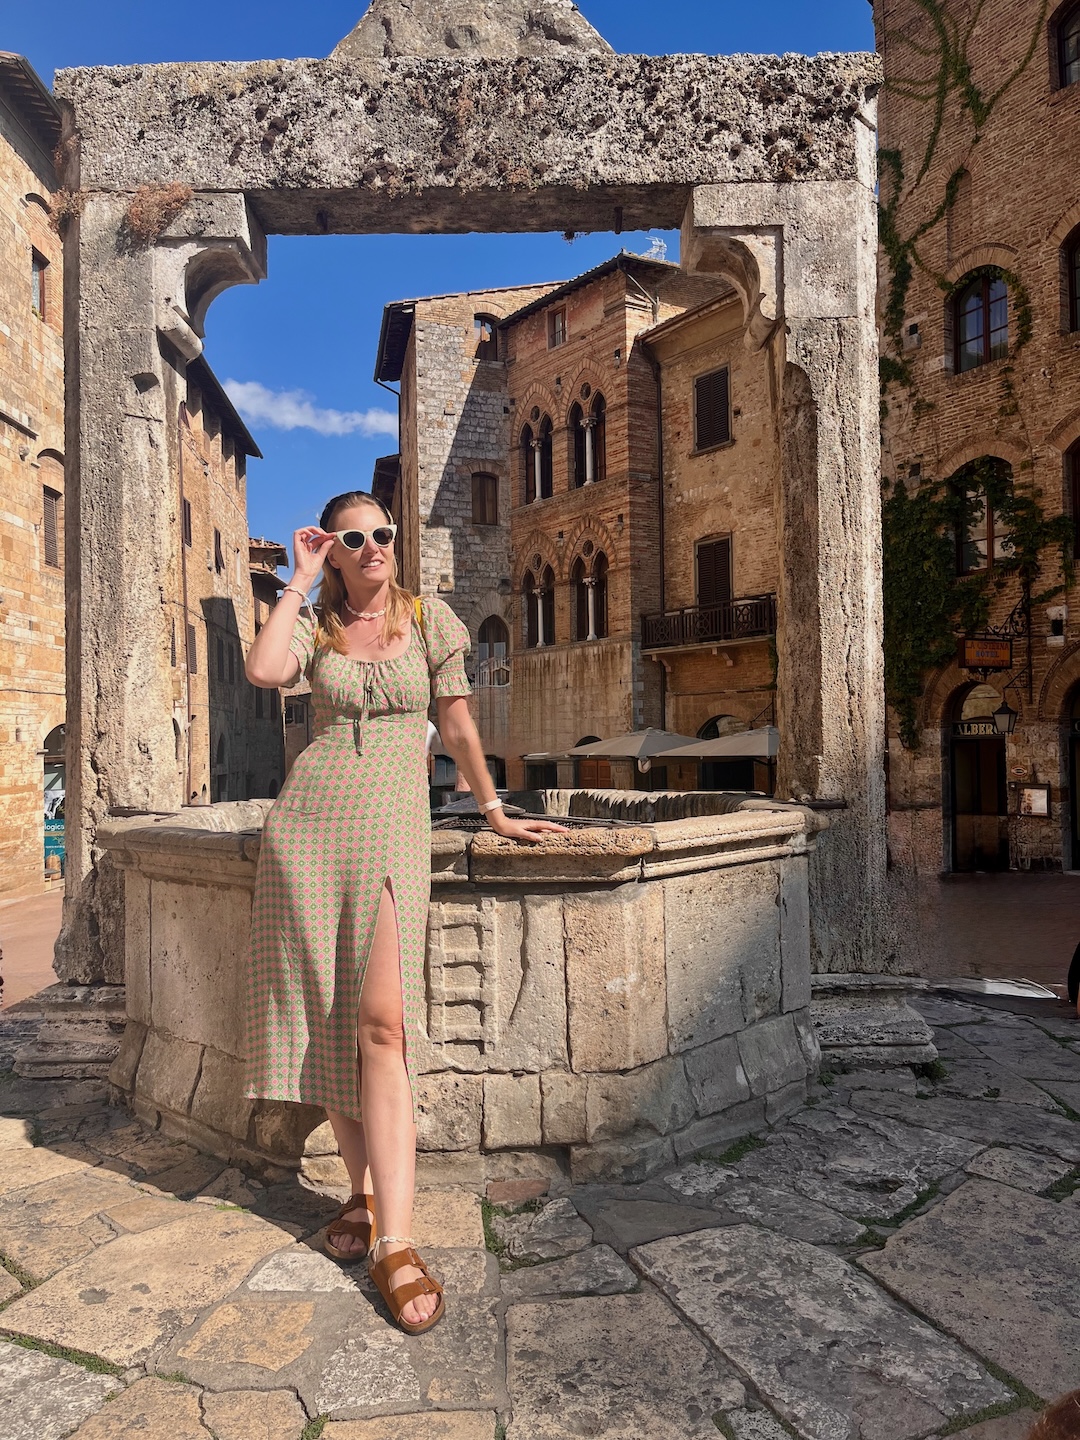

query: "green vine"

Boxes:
[883, 459, 1073, 747]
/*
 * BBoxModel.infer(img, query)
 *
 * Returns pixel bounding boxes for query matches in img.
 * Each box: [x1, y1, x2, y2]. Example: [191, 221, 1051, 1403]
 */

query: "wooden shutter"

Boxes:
[472, 473, 497, 526]
[182, 498, 193, 546]
[42, 488, 60, 568]
[186, 623, 198, 673]
[697, 537, 732, 606]
[694, 367, 731, 450]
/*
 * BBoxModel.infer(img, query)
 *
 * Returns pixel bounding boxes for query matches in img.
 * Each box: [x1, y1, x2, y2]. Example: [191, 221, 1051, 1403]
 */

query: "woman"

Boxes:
[244, 490, 565, 1334]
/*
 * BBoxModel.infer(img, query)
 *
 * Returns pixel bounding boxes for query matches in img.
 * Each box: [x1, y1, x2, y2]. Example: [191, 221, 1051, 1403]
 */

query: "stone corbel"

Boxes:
[680, 217, 782, 353]
[151, 193, 267, 354]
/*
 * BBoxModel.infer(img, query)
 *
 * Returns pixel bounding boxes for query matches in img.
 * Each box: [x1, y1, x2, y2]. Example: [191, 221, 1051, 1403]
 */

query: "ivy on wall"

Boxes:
[876, 0, 1070, 745]
[883, 458, 1073, 747]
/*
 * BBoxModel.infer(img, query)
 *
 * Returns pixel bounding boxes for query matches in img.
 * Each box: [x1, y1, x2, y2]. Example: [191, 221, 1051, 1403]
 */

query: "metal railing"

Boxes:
[641, 594, 777, 650]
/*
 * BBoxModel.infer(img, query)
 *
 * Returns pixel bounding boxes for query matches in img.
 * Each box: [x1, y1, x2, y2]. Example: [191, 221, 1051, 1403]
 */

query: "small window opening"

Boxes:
[213, 528, 224, 572]
[548, 307, 567, 348]
[182, 498, 193, 547]
[694, 367, 731, 451]
[42, 487, 61, 568]
[474, 314, 499, 361]
[31, 250, 47, 320]
[471, 472, 499, 526]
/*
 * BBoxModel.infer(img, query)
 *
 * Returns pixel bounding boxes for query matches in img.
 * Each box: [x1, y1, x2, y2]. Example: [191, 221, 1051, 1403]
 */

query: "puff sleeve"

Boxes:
[421, 597, 472, 699]
[288, 612, 317, 679]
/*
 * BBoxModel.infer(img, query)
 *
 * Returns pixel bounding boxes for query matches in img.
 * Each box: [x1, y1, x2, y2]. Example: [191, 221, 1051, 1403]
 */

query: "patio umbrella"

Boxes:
[565, 728, 700, 760]
[660, 726, 780, 761]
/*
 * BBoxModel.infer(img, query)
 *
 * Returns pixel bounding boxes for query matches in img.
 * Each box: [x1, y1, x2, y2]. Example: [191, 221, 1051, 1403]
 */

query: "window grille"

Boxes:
[694, 367, 731, 450]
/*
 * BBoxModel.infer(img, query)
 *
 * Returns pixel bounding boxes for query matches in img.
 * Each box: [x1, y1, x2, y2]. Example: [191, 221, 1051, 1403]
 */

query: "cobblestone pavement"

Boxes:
[0, 991, 1076, 1440]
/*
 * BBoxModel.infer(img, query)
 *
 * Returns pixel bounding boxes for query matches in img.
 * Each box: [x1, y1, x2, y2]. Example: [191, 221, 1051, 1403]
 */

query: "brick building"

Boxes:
[874, 0, 1080, 873]
[375, 253, 789, 793]
[0, 55, 65, 896]
[375, 281, 556, 785]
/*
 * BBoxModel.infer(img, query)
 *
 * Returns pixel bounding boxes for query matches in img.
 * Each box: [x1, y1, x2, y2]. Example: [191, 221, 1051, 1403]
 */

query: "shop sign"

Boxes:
[953, 720, 999, 738]
[958, 636, 1012, 671]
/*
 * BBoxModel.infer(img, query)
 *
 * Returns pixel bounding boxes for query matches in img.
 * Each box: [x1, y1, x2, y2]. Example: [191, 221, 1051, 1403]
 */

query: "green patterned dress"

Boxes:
[245, 597, 471, 1120]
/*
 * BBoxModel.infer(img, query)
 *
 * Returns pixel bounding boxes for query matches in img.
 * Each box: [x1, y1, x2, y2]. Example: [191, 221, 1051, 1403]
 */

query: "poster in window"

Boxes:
[1018, 784, 1050, 817]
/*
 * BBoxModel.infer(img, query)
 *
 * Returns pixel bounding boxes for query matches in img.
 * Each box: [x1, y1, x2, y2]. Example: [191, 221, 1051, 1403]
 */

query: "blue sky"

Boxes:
[7, 1, 875, 552]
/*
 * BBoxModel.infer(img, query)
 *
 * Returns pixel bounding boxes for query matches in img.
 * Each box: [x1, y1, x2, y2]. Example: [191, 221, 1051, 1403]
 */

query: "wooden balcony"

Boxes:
[641, 594, 777, 651]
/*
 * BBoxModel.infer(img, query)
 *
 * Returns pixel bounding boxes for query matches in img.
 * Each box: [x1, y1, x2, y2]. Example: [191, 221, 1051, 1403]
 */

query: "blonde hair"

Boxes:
[313, 491, 415, 654]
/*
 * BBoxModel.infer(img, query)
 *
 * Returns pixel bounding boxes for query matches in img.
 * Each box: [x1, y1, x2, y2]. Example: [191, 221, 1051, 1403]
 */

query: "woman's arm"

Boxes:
[245, 526, 333, 688]
[436, 696, 568, 842]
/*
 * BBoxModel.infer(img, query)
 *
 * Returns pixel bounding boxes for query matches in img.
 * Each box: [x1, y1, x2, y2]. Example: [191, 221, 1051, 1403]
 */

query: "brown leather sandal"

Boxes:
[324, 1193, 376, 1263]
[367, 1235, 445, 1335]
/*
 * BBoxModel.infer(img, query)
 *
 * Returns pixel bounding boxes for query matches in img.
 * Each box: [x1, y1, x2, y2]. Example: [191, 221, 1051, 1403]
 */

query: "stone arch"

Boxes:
[457, 587, 513, 640]
[1046, 408, 1080, 453]
[37, 446, 65, 467]
[918, 658, 969, 731]
[513, 532, 558, 588]
[1038, 639, 1080, 720]
[560, 367, 608, 427]
[1050, 199, 1080, 249]
[941, 245, 1020, 288]
[936, 437, 1028, 481]
[515, 384, 560, 430]
[562, 518, 618, 580]
[24, 192, 51, 213]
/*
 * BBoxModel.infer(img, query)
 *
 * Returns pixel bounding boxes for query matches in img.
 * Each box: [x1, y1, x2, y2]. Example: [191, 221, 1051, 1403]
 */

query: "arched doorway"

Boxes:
[1067, 686, 1080, 869]
[698, 714, 754, 792]
[575, 734, 610, 789]
[948, 684, 1008, 872]
[42, 724, 65, 877]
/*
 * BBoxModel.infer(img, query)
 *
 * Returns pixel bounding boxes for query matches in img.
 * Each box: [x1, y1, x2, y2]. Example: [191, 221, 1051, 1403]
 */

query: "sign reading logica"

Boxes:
[958, 636, 1013, 671]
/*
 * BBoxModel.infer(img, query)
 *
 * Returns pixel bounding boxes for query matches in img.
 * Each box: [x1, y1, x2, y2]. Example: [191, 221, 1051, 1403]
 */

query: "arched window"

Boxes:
[538, 417, 554, 500]
[954, 271, 1009, 372]
[951, 458, 1014, 574]
[698, 715, 743, 740]
[593, 552, 609, 639]
[541, 565, 556, 644]
[571, 558, 589, 640]
[1066, 225, 1080, 333]
[474, 314, 499, 362]
[591, 394, 607, 483]
[569, 402, 586, 487]
[520, 425, 535, 505]
[522, 572, 538, 649]
[1058, 1, 1080, 86]
[477, 615, 510, 686]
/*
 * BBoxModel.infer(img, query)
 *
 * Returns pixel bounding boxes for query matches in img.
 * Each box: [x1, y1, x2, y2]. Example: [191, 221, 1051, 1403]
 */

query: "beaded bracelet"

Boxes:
[282, 585, 308, 601]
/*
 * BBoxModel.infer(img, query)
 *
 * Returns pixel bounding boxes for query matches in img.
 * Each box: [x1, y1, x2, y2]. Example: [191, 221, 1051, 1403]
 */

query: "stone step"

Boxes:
[12, 1018, 125, 1080]
[5, 982, 126, 1019]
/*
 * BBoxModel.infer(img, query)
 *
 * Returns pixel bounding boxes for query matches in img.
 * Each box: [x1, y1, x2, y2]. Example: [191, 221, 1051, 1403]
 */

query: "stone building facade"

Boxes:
[376, 282, 556, 783]
[176, 362, 281, 805]
[874, 0, 1080, 874]
[0, 57, 65, 897]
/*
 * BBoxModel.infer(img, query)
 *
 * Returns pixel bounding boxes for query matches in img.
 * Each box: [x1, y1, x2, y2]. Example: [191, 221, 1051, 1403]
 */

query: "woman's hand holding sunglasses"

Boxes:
[292, 527, 335, 586]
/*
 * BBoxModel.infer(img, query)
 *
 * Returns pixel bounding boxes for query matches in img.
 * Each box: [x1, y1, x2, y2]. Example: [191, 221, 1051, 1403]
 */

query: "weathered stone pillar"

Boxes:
[682, 107, 890, 972]
[57, 188, 265, 982]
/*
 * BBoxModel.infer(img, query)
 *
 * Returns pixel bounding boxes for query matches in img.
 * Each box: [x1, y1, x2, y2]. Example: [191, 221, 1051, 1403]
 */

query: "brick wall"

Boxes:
[0, 88, 65, 896]
[875, 0, 1080, 871]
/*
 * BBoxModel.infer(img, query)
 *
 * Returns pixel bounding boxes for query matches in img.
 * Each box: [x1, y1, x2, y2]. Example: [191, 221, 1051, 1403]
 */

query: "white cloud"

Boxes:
[224, 379, 398, 439]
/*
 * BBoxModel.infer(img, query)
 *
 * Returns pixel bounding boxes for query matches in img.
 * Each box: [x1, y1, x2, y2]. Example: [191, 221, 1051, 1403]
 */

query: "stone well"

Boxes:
[101, 795, 826, 1185]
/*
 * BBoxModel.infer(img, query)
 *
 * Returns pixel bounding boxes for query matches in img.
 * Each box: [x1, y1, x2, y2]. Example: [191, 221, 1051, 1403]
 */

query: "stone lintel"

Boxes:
[55, 52, 881, 234]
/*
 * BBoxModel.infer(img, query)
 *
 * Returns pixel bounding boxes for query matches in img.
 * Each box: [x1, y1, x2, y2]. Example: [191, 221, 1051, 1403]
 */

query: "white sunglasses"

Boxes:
[326, 524, 398, 551]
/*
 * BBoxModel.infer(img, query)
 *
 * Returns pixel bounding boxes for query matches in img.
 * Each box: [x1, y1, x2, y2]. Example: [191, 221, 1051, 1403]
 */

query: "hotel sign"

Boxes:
[959, 636, 1012, 671]
[953, 719, 999, 737]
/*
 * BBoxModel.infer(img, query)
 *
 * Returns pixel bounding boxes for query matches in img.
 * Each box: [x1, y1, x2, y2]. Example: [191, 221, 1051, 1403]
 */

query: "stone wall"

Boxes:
[100, 799, 824, 1185]
[0, 77, 65, 897]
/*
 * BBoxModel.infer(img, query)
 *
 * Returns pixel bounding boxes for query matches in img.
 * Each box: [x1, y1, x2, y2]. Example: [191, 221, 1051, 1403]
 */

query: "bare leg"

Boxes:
[323, 1111, 373, 1257]
[355, 882, 437, 1326]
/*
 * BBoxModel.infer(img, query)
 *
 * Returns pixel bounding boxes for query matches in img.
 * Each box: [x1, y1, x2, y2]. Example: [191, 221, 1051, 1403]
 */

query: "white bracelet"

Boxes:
[479, 799, 504, 813]
[282, 585, 308, 602]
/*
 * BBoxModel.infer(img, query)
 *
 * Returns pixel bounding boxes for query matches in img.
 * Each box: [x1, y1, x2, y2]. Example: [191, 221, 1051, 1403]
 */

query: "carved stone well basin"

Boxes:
[99, 793, 826, 1186]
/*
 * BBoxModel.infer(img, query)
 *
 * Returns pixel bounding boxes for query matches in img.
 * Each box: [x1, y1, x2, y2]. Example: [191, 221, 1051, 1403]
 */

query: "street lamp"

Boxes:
[993, 699, 1017, 736]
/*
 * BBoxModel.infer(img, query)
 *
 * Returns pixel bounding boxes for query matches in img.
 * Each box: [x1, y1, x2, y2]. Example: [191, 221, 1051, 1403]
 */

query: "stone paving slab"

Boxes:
[944, 1412, 1042, 1440]
[724, 1105, 980, 1221]
[0, 1145, 88, 1198]
[850, 1091, 1080, 1161]
[919, 1034, 1067, 1111]
[505, 1289, 744, 1439]
[492, 1197, 593, 1261]
[0, 1268, 22, 1303]
[0, 1166, 138, 1279]
[965, 1145, 1075, 1194]
[634, 1224, 1010, 1440]
[201, 1388, 308, 1440]
[0, 1205, 292, 1366]
[1040, 1080, 1080, 1116]
[860, 1178, 1080, 1401]
[663, 1162, 864, 1244]
[65, 1377, 206, 1438]
[0, 1339, 120, 1440]
[501, 1243, 637, 1299]
[948, 1022, 1080, 1087]
[324, 1415, 497, 1439]
[583, 1198, 732, 1253]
